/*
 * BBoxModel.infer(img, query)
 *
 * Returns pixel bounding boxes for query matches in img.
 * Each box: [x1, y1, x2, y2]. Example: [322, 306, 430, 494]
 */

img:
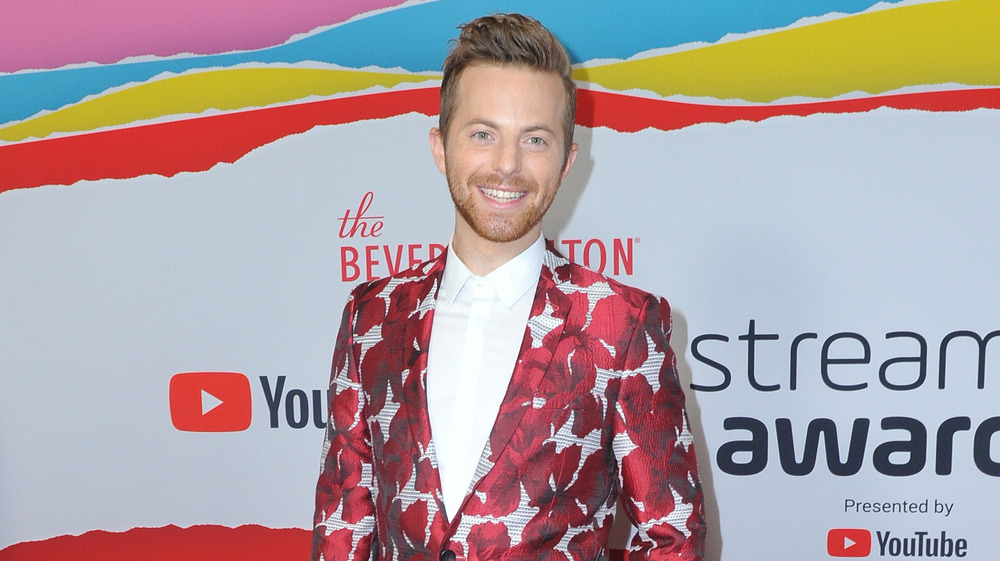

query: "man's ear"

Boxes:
[429, 127, 447, 175]
[560, 142, 579, 183]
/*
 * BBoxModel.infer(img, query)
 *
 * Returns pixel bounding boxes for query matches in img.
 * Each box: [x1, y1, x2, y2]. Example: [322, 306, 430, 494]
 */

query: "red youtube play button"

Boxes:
[828, 528, 872, 557]
[169, 372, 252, 432]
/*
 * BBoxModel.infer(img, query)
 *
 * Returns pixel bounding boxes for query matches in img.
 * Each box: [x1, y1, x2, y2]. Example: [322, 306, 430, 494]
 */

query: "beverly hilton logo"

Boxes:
[337, 191, 638, 282]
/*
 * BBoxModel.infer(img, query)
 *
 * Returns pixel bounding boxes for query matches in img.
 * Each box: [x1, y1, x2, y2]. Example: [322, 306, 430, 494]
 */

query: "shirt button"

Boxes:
[440, 549, 457, 561]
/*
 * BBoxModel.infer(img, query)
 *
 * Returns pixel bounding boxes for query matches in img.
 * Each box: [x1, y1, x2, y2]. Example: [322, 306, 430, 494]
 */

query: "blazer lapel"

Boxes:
[465, 244, 574, 486]
[391, 256, 452, 527]
[395, 257, 443, 441]
[409, 243, 575, 526]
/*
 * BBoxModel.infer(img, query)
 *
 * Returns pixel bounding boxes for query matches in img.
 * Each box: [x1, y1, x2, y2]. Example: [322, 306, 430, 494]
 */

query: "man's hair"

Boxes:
[439, 13, 577, 158]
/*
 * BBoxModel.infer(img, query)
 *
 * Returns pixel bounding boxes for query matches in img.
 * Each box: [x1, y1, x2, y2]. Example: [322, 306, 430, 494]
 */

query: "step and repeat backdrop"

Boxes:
[2, 1, 999, 559]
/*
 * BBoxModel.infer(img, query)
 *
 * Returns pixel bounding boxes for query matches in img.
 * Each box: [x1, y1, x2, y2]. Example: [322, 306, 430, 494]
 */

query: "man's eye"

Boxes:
[526, 137, 546, 147]
[475, 131, 491, 140]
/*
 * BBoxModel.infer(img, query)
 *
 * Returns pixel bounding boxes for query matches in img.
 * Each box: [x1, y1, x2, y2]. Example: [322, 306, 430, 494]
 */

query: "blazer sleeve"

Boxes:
[614, 295, 706, 560]
[312, 293, 378, 561]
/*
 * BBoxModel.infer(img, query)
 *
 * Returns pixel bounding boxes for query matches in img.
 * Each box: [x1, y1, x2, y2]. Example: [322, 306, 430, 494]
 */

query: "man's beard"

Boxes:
[448, 170, 556, 244]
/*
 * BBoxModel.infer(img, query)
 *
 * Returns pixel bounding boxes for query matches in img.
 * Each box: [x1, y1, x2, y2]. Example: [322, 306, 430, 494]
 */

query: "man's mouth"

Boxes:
[480, 187, 526, 203]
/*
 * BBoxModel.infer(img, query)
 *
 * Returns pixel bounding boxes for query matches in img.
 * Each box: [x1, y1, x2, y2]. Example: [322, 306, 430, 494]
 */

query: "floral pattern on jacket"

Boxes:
[313, 241, 705, 561]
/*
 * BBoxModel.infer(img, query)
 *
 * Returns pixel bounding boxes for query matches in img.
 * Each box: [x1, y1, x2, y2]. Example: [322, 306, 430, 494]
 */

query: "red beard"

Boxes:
[448, 171, 554, 244]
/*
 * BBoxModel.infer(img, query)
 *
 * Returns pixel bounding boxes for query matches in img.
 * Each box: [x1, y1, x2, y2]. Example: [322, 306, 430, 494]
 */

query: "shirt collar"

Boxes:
[439, 234, 545, 309]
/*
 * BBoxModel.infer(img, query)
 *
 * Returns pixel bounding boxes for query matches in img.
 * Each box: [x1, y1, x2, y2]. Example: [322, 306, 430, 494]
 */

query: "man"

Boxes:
[313, 13, 705, 561]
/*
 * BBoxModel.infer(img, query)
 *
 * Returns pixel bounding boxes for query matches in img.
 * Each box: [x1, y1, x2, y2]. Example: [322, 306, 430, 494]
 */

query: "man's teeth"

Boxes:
[481, 187, 525, 202]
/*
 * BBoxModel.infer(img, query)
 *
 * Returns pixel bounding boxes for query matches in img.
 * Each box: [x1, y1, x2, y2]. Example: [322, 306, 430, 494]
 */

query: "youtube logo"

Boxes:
[828, 528, 872, 557]
[169, 372, 252, 432]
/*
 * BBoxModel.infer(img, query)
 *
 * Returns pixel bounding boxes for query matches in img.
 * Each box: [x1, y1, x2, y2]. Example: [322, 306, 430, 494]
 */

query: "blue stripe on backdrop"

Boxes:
[0, 0, 904, 126]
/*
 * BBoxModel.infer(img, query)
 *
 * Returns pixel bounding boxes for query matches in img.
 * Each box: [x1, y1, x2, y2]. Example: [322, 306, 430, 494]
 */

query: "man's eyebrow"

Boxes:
[462, 118, 557, 136]
[464, 118, 500, 130]
[523, 123, 557, 136]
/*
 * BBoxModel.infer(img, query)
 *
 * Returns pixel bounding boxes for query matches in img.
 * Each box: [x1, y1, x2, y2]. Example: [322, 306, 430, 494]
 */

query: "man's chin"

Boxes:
[453, 198, 545, 245]
[470, 218, 541, 245]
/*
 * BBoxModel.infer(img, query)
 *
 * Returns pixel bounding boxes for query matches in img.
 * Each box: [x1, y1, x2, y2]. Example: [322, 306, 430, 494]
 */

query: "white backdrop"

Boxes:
[3, 103, 999, 558]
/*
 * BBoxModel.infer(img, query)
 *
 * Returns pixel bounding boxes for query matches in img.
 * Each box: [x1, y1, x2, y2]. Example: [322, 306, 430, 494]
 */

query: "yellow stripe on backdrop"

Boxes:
[0, 67, 439, 142]
[4, 0, 996, 143]
[575, 0, 1000, 102]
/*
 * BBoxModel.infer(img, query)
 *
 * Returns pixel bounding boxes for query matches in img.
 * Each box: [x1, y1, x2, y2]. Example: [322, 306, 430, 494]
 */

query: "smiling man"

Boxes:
[431, 59, 575, 272]
[313, 13, 705, 561]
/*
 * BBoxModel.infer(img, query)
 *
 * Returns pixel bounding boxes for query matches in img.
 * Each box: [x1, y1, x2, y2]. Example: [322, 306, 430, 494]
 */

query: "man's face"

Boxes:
[430, 64, 577, 248]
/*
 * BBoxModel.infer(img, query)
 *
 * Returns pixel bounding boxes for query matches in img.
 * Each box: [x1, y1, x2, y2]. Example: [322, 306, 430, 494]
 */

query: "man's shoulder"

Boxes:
[348, 251, 445, 304]
[543, 240, 663, 310]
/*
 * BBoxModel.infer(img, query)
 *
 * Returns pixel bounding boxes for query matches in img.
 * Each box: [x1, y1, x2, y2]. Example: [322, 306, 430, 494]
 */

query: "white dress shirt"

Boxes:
[426, 235, 544, 521]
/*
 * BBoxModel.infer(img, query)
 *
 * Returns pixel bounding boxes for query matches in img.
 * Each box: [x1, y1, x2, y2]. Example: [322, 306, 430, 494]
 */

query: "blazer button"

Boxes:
[440, 549, 457, 561]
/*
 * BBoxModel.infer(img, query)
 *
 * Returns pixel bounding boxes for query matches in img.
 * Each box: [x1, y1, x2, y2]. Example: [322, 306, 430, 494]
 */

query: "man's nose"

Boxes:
[493, 137, 521, 178]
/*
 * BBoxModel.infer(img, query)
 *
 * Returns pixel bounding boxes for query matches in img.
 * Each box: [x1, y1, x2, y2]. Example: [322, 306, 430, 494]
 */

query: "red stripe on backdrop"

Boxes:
[0, 525, 310, 561]
[0, 525, 632, 560]
[2, 87, 998, 193]
[0, 87, 440, 193]
[579, 87, 1000, 133]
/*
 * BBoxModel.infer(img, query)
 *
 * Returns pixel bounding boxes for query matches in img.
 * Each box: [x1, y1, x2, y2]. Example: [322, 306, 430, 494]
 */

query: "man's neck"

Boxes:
[451, 219, 541, 277]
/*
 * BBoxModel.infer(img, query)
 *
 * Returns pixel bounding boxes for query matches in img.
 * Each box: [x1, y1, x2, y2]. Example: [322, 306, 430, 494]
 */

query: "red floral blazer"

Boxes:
[313, 241, 705, 561]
